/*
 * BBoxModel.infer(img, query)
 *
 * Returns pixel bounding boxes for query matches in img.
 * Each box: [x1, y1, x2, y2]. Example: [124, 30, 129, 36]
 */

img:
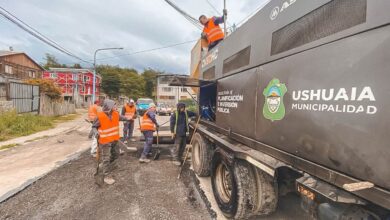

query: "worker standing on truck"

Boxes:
[199, 9, 227, 51]
[170, 103, 196, 166]
[88, 100, 100, 157]
[139, 103, 159, 163]
[121, 99, 137, 144]
[92, 99, 129, 186]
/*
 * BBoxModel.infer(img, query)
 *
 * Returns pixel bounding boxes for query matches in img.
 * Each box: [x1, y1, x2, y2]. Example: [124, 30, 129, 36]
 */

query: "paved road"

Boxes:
[0, 113, 312, 220]
[0, 114, 91, 203]
[0, 145, 209, 220]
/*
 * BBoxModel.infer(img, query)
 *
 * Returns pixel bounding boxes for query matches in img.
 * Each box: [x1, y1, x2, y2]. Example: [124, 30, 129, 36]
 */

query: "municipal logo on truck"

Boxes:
[263, 78, 287, 121]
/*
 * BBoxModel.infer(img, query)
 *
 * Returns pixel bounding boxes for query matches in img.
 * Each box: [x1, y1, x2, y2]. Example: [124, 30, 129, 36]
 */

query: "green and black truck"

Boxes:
[172, 0, 390, 219]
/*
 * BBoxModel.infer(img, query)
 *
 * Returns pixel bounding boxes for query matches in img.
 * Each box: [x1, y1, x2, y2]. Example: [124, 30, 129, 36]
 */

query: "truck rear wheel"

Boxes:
[252, 168, 278, 216]
[212, 153, 260, 219]
[192, 133, 212, 177]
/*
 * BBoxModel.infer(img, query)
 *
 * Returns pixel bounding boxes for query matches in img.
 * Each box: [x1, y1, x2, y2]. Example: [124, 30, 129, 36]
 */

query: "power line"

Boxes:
[95, 39, 198, 62]
[205, 0, 221, 15]
[163, 0, 203, 30]
[0, 6, 91, 64]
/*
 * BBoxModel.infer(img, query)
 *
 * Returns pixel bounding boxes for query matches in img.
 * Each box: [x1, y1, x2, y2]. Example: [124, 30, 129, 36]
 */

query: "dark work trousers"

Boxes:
[95, 141, 119, 183]
[141, 131, 154, 159]
[123, 120, 134, 140]
[173, 135, 187, 162]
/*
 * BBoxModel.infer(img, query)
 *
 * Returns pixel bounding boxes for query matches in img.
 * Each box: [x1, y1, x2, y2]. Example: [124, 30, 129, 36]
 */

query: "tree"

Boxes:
[43, 54, 63, 69]
[72, 63, 82, 69]
[100, 72, 121, 98]
[142, 69, 158, 99]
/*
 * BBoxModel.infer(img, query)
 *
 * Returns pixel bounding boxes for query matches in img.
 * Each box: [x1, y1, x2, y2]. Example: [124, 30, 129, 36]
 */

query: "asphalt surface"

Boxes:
[0, 114, 312, 220]
[0, 145, 210, 220]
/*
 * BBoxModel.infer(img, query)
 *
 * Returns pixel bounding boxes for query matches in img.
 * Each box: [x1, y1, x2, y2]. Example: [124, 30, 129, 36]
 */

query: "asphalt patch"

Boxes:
[0, 142, 210, 220]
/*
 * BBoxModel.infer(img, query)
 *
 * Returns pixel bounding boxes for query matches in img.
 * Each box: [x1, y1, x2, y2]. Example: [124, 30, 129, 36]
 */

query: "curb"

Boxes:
[0, 148, 88, 203]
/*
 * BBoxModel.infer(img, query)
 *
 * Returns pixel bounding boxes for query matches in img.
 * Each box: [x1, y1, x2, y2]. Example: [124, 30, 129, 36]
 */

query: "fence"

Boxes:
[0, 82, 40, 113]
[39, 94, 76, 116]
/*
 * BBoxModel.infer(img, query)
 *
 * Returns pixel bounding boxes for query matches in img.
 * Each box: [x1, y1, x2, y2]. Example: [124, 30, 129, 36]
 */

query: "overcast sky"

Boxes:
[0, 0, 268, 74]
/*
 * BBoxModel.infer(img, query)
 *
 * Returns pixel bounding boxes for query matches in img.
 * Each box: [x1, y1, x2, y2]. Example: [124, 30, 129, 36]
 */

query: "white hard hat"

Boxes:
[149, 103, 156, 108]
[129, 99, 135, 103]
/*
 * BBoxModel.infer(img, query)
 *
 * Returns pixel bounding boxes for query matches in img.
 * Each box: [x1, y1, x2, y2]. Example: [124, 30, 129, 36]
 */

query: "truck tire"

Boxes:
[252, 168, 278, 216]
[233, 160, 260, 219]
[192, 133, 212, 177]
[211, 154, 258, 219]
[211, 153, 238, 218]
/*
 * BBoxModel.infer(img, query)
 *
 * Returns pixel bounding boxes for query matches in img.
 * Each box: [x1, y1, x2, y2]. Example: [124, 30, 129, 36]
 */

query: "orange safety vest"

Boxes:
[124, 105, 136, 120]
[97, 111, 120, 144]
[88, 104, 99, 121]
[203, 18, 224, 44]
[140, 110, 156, 132]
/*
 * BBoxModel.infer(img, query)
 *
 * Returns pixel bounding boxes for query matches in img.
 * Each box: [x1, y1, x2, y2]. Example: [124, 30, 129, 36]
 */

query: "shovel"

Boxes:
[94, 144, 104, 187]
[153, 129, 160, 160]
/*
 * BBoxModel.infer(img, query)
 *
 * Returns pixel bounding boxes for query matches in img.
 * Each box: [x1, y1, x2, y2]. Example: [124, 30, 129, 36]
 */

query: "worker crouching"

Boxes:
[92, 99, 129, 186]
[139, 103, 159, 163]
[170, 103, 196, 166]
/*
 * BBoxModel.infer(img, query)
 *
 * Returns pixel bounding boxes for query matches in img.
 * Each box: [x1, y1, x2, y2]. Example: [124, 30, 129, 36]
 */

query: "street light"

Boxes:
[92, 47, 124, 103]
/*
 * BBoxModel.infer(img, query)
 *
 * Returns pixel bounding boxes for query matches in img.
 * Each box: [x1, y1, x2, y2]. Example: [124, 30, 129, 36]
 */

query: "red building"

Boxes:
[42, 68, 102, 103]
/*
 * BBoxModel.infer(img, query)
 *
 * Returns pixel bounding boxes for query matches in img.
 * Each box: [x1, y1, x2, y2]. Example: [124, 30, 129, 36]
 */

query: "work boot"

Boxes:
[139, 158, 151, 163]
[104, 176, 116, 185]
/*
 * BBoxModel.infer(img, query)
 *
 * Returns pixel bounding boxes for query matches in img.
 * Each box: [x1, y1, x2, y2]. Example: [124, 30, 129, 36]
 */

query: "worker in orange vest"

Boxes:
[199, 10, 227, 51]
[88, 100, 100, 122]
[139, 103, 159, 163]
[121, 99, 137, 144]
[88, 100, 101, 157]
[92, 99, 130, 186]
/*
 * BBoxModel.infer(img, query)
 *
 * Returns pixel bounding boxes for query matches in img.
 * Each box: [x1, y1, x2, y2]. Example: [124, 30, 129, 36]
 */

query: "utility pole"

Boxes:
[92, 47, 123, 103]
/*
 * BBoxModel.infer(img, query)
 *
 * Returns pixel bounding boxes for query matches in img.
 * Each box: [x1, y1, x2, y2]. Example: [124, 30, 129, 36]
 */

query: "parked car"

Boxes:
[157, 103, 172, 116]
[136, 98, 154, 116]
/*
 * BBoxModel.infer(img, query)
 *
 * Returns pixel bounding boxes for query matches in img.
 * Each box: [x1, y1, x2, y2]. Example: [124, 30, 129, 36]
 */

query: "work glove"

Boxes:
[223, 9, 228, 16]
[156, 124, 160, 130]
[171, 133, 176, 139]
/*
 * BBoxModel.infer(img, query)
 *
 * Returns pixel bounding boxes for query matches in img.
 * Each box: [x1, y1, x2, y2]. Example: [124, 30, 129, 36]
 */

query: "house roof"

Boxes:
[0, 51, 23, 57]
[48, 68, 102, 78]
[0, 50, 45, 71]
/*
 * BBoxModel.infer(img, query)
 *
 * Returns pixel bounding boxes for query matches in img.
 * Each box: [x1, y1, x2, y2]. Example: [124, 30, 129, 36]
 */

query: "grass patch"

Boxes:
[0, 143, 19, 151]
[0, 111, 80, 142]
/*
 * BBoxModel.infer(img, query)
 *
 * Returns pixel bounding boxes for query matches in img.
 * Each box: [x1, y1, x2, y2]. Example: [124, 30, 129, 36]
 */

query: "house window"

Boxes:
[50, 73, 57, 78]
[5, 65, 13, 74]
[162, 87, 172, 92]
[28, 71, 36, 78]
[83, 76, 90, 82]
[81, 86, 85, 93]
[181, 88, 187, 92]
[72, 74, 78, 80]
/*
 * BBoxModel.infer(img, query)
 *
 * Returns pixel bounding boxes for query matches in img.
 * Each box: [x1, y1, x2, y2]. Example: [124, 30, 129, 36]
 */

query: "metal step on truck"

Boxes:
[170, 0, 390, 219]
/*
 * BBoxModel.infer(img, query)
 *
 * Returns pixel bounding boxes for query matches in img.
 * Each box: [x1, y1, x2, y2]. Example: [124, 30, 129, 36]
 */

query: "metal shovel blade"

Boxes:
[153, 131, 160, 160]
[153, 149, 161, 160]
